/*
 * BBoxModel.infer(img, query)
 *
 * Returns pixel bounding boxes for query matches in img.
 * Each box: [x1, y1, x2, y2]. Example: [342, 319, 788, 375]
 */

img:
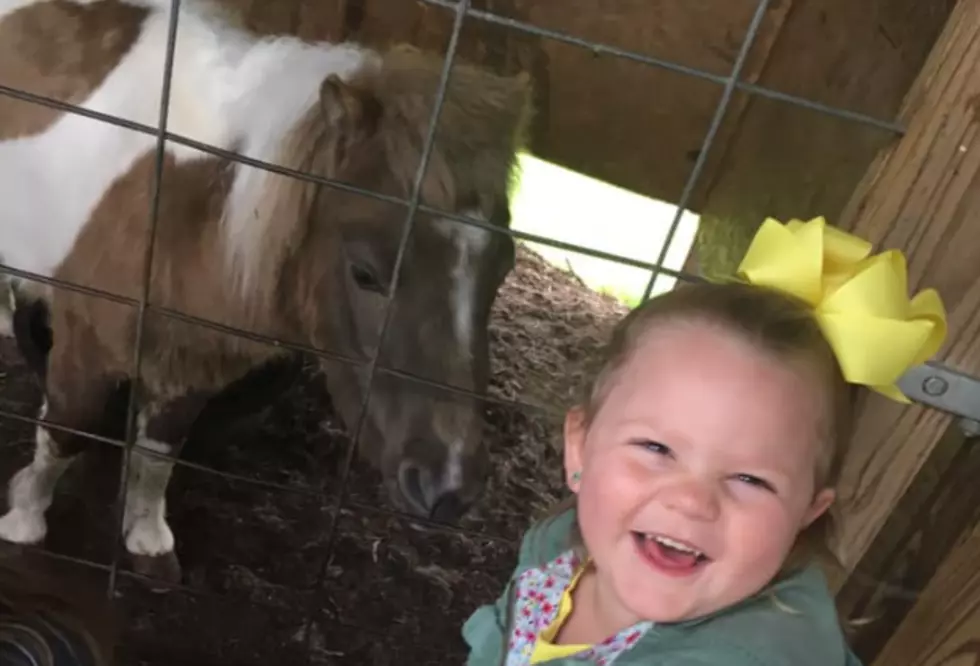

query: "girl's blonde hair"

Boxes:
[544, 279, 856, 576]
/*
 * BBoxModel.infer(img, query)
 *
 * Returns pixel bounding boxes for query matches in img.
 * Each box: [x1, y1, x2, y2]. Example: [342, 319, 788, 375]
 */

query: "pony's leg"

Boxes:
[10, 289, 53, 382]
[0, 401, 66, 543]
[0, 275, 14, 338]
[0, 375, 116, 545]
[122, 391, 209, 583]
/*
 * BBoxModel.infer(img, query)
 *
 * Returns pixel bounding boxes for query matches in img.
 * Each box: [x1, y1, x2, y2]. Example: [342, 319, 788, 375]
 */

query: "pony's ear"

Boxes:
[319, 74, 381, 135]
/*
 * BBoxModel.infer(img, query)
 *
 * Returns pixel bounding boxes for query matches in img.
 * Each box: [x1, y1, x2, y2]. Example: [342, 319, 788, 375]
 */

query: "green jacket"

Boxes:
[462, 510, 863, 666]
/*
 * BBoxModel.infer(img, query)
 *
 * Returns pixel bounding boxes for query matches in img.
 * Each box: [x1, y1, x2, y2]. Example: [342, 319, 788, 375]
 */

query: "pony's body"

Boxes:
[0, 0, 531, 582]
[0, 0, 368, 284]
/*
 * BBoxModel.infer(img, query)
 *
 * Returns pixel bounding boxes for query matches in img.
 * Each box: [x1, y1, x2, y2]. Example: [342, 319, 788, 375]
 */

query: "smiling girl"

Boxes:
[462, 218, 946, 666]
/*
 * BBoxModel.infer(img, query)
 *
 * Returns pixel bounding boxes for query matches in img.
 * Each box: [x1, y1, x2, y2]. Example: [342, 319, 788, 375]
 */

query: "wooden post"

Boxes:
[870, 521, 980, 666]
[689, 0, 951, 280]
[836, 427, 980, 661]
[832, 0, 980, 571]
[827, 0, 980, 660]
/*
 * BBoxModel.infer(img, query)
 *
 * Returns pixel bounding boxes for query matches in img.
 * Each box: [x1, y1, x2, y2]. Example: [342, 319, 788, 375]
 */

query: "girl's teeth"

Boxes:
[647, 534, 703, 557]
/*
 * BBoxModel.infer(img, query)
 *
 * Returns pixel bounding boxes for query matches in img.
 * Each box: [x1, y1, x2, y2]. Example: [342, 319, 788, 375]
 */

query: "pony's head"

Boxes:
[242, 45, 532, 522]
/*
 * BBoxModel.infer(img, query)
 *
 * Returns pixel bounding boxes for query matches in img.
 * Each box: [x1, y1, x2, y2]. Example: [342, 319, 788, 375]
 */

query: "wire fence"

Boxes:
[0, 0, 908, 660]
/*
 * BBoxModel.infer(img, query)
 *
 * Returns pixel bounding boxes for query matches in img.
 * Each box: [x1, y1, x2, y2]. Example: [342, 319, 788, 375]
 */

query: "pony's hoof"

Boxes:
[129, 552, 182, 592]
[0, 508, 46, 545]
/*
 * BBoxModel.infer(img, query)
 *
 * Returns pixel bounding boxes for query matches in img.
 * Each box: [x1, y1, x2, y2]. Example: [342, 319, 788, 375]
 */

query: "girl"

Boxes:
[462, 217, 946, 666]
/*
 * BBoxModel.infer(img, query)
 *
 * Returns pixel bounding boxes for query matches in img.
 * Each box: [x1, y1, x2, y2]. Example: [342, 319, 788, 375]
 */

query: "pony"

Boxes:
[0, 0, 532, 582]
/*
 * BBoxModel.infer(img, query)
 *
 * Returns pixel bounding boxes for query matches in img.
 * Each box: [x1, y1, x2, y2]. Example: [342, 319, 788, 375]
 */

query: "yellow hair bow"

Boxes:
[736, 216, 948, 402]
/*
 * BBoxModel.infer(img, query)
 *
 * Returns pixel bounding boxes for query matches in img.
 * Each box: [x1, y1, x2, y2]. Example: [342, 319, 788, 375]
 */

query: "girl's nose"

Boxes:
[661, 476, 720, 521]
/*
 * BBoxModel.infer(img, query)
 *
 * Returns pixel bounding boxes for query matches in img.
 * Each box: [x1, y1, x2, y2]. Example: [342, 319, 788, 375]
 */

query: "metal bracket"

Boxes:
[898, 362, 980, 436]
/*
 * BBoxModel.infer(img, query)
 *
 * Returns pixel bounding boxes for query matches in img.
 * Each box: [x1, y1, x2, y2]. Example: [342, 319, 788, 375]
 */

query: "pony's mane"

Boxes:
[220, 42, 533, 310]
[371, 44, 534, 215]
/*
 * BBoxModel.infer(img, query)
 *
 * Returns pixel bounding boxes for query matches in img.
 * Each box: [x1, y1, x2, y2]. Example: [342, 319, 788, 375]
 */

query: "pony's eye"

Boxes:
[350, 263, 385, 293]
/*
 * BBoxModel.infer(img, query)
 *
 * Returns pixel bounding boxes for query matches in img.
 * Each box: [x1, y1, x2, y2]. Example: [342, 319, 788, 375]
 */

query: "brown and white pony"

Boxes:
[0, 0, 532, 581]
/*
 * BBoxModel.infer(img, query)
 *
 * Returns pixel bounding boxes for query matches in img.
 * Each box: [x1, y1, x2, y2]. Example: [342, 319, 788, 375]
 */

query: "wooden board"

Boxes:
[835, 426, 980, 662]
[690, 0, 954, 279]
[870, 519, 980, 666]
[827, 0, 980, 591]
[339, 0, 782, 206]
[214, 0, 950, 222]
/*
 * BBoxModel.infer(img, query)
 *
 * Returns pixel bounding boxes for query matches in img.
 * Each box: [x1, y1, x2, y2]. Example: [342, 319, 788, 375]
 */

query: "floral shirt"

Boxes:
[505, 548, 652, 665]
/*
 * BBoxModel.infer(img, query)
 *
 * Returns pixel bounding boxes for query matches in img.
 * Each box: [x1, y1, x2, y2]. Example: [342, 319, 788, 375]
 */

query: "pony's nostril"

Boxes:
[397, 461, 431, 515]
[428, 490, 466, 524]
[396, 461, 470, 522]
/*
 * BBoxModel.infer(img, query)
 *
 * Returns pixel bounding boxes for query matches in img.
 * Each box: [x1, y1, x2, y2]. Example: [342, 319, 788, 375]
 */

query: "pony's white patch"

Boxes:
[434, 209, 493, 492]
[0, 0, 374, 296]
[123, 419, 176, 557]
[0, 507, 46, 543]
[429, 209, 494, 496]
[433, 209, 493, 353]
[1, 3, 225, 280]
[443, 438, 466, 492]
[0, 0, 41, 23]
[0, 276, 18, 338]
[432, 409, 477, 497]
[220, 41, 376, 293]
[0, 276, 12, 338]
[0, 401, 74, 544]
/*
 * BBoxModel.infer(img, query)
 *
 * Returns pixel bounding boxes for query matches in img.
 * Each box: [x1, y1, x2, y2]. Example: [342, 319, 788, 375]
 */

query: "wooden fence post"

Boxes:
[828, 0, 980, 661]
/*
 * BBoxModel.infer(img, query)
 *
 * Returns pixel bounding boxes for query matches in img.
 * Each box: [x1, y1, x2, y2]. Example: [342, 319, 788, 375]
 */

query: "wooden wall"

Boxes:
[214, 0, 952, 280]
[215, 1, 951, 221]
[691, 0, 955, 277]
[829, 1, 980, 662]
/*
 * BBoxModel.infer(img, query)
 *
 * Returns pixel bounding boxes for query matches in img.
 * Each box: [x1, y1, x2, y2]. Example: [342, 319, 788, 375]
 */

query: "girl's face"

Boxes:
[564, 321, 835, 626]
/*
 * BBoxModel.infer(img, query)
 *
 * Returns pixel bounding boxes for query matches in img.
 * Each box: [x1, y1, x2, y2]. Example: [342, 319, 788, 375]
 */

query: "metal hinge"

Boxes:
[898, 362, 980, 436]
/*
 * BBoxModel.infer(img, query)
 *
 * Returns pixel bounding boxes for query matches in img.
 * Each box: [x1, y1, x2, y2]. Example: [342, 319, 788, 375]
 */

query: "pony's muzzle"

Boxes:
[396, 456, 471, 524]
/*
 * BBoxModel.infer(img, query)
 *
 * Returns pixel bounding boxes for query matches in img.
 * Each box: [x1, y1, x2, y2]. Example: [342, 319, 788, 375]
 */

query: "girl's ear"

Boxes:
[563, 406, 587, 492]
[801, 487, 836, 529]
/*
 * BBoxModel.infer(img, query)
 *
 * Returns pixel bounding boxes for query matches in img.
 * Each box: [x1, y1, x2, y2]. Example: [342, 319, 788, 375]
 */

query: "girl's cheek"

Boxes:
[586, 456, 637, 498]
[610, 457, 661, 502]
[584, 446, 665, 501]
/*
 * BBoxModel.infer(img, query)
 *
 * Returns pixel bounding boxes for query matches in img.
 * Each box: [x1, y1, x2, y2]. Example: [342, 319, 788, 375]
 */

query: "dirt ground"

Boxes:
[0, 246, 629, 665]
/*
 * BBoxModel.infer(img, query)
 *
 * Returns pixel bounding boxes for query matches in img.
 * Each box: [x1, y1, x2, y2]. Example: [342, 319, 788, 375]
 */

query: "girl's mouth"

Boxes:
[632, 531, 710, 576]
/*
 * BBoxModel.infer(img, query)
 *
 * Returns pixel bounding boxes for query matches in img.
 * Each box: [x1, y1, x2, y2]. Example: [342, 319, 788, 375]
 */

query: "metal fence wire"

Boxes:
[0, 0, 908, 659]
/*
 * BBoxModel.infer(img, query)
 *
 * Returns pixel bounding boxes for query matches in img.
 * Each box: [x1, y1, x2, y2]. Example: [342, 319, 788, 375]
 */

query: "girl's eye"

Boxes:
[734, 473, 776, 493]
[635, 440, 671, 456]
